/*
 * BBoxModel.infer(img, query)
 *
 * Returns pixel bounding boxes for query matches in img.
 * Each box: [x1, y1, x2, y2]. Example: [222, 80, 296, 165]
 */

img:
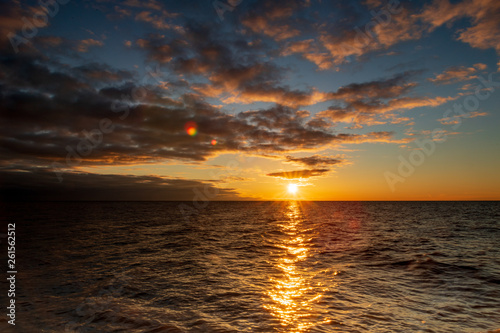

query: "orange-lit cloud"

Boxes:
[429, 63, 487, 85]
[323, 8, 421, 65]
[421, 0, 500, 54]
[281, 0, 500, 70]
[437, 111, 488, 125]
[242, 16, 300, 41]
[241, 0, 306, 41]
[134, 11, 180, 31]
[75, 39, 104, 52]
[316, 72, 458, 126]
[0, 1, 51, 50]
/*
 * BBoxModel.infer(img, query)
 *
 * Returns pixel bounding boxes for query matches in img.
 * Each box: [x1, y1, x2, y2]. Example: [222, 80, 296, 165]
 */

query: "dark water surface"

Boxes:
[1, 201, 499, 332]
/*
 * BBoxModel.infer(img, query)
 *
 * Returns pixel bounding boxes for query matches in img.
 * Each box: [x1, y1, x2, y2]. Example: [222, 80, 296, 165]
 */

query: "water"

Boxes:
[1, 201, 499, 332]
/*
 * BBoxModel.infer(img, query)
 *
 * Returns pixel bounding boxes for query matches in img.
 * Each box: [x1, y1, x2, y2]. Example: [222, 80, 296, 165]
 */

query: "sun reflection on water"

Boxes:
[264, 201, 331, 332]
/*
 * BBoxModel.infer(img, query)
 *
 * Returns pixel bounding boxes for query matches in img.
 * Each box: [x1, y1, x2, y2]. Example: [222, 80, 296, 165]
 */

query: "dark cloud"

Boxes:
[285, 155, 343, 167]
[331, 71, 420, 101]
[240, 0, 309, 41]
[314, 71, 459, 126]
[0, 54, 398, 170]
[266, 169, 330, 179]
[73, 63, 134, 84]
[0, 1, 51, 52]
[134, 24, 336, 107]
[0, 167, 242, 201]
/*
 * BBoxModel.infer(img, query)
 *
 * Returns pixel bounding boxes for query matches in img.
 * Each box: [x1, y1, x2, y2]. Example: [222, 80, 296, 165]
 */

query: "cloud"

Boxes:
[0, 167, 242, 201]
[33, 36, 63, 47]
[135, 26, 266, 76]
[247, 0, 423, 70]
[312, 71, 458, 126]
[285, 155, 343, 167]
[101, 0, 180, 30]
[75, 39, 104, 52]
[331, 71, 419, 101]
[266, 168, 330, 179]
[428, 63, 487, 85]
[122, 0, 164, 12]
[0, 55, 398, 170]
[113, 6, 132, 18]
[135, 25, 337, 107]
[31, 36, 101, 56]
[297, 6, 422, 68]
[421, 0, 500, 54]
[437, 111, 488, 125]
[281, 0, 500, 69]
[242, 16, 299, 41]
[317, 94, 457, 126]
[281, 40, 335, 70]
[134, 11, 180, 31]
[0, 1, 50, 51]
[241, 0, 306, 41]
[220, 85, 335, 107]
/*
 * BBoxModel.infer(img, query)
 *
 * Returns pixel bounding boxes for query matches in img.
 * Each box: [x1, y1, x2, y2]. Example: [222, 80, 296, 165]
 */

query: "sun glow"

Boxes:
[287, 183, 298, 194]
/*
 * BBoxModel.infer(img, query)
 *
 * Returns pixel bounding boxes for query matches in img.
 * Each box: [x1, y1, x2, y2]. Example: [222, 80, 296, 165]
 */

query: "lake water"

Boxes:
[1, 201, 499, 332]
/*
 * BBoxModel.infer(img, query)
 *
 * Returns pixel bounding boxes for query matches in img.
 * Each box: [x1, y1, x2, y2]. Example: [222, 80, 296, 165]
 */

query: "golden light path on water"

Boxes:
[264, 201, 331, 332]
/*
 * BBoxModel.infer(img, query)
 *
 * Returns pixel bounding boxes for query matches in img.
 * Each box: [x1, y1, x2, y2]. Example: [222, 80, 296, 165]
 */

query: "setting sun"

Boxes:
[287, 184, 298, 195]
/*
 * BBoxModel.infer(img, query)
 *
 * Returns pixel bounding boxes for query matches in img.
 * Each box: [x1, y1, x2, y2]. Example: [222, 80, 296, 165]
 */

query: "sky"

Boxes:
[0, 0, 499, 201]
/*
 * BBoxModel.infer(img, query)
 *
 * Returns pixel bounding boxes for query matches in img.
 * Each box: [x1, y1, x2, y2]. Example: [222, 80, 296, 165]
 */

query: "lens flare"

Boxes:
[187, 127, 197, 136]
[184, 121, 197, 136]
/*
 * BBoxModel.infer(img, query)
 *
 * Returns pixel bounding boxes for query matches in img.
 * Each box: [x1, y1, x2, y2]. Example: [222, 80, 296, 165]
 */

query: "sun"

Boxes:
[287, 183, 298, 194]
